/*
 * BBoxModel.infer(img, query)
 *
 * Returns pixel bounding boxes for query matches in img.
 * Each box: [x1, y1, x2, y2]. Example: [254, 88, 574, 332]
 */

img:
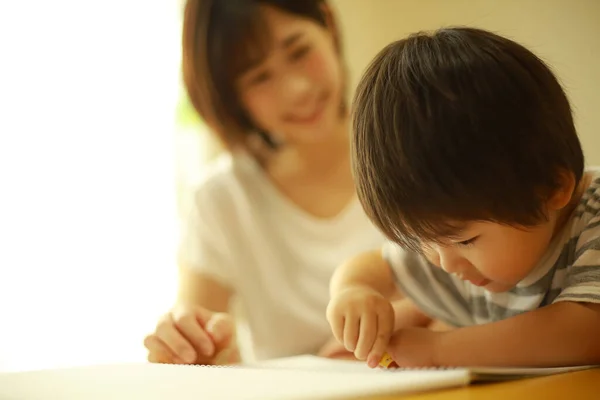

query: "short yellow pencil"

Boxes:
[378, 352, 395, 368]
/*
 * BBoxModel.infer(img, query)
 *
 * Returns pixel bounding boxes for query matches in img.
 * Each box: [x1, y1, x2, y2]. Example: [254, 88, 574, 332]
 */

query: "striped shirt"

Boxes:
[383, 168, 600, 327]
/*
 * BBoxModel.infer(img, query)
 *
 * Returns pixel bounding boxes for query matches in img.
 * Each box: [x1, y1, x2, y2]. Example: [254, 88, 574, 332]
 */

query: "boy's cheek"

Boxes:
[421, 248, 440, 267]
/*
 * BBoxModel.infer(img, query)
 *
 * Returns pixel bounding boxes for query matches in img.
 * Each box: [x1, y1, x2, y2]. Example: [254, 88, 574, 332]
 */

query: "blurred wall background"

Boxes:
[331, 0, 600, 164]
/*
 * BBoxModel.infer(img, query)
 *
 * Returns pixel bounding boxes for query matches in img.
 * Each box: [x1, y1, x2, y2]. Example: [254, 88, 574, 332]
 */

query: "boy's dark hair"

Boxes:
[182, 0, 343, 151]
[351, 27, 584, 252]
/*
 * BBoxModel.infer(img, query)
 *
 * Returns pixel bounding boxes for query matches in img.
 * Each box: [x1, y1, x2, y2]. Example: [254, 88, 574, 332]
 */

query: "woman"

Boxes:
[143, 0, 389, 365]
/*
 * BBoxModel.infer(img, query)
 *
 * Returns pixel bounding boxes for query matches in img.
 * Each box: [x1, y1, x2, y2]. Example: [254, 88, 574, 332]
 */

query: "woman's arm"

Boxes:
[176, 265, 233, 312]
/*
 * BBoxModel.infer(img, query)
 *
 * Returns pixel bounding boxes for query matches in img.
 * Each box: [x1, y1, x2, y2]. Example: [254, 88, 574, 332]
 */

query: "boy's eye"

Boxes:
[290, 45, 311, 61]
[456, 236, 479, 247]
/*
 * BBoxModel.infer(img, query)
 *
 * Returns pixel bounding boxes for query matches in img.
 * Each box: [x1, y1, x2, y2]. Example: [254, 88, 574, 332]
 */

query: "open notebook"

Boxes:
[0, 355, 594, 400]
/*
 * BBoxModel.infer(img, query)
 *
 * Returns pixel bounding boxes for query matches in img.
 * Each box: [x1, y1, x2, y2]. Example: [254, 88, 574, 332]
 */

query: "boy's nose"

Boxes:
[440, 260, 460, 274]
[438, 251, 466, 276]
[423, 245, 468, 276]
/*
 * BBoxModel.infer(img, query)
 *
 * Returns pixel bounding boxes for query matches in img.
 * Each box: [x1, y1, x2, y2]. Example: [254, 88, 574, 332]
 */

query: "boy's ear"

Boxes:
[546, 170, 576, 211]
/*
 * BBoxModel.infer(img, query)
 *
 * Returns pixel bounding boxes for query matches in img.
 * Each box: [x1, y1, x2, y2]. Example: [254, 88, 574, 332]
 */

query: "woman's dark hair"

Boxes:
[182, 0, 342, 152]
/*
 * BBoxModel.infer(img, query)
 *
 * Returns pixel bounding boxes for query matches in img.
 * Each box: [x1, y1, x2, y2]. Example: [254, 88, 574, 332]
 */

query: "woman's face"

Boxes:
[235, 5, 344, 145]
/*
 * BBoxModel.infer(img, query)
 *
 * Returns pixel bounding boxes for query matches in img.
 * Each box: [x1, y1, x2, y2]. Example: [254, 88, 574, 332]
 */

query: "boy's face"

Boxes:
[421, 218, 559, 293]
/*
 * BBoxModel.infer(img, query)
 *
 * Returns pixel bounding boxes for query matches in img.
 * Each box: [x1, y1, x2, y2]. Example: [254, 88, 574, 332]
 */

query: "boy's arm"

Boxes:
[329, 249, 397, 298]
[392, 297, 433, 331]
[438, 301, 600, 366]
[390, 301, 600, 367]
[329, 249, 434, 330]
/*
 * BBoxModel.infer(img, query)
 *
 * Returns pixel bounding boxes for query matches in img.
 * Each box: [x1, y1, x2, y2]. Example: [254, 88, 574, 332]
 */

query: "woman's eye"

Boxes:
[249, 71, 271, 86]
[290, 45, 311, 61]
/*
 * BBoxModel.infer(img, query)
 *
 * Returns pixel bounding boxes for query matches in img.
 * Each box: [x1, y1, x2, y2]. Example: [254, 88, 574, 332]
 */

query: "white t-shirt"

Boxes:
[177, 151, 386, 361]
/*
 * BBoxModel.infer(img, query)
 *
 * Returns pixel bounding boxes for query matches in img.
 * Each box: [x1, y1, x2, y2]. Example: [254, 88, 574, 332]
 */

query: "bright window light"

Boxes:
[0, 1, 182, 372]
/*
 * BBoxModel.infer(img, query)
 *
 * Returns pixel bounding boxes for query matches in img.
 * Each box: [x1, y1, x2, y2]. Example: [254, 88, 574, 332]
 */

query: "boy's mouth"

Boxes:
[469, 278, 491, 287]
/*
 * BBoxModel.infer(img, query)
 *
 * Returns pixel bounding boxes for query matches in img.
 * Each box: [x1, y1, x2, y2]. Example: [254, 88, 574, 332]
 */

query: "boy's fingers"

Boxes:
[367, 311, 393, 367]
[354, 311, 376, 361]
[326, 307, 345, 344]
[343, 312, 360, 352]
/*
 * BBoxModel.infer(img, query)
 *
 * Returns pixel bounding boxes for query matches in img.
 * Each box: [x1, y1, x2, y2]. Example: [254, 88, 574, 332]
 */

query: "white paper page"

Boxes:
[467, 365, 597, 381]
[0, 362, 470, 400]
[252, 355, 598, 381]
[253, 355, 379, 372]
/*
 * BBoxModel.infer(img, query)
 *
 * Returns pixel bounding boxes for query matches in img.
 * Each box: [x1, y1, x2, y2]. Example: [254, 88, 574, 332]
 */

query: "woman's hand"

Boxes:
[144, 304, 240, 365]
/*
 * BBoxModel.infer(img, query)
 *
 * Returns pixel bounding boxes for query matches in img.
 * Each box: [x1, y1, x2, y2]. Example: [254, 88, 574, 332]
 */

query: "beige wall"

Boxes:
[331, 0, 600, 164]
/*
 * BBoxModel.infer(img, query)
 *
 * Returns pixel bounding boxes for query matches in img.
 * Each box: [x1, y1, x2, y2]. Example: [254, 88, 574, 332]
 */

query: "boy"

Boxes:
[327, 27, 600, 368]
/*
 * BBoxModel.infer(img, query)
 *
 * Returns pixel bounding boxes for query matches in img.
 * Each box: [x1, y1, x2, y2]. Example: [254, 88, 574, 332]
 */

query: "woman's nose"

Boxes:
[281, 72, 312, 106]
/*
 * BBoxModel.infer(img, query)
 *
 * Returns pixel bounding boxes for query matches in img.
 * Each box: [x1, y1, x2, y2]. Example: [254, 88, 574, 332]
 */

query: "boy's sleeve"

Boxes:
[382, 242, 474, 327]
[553, 212, 600, 305]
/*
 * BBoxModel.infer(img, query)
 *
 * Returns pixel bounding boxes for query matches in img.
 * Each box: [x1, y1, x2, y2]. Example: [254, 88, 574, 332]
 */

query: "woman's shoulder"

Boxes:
[190, 150, 263, 211]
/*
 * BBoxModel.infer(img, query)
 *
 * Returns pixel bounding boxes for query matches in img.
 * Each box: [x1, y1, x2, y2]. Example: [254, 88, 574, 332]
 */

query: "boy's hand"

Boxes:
[387, 327, 443, 367]
[327, 286, 394, 367]
[317, 336, 357, 360]
[144, 305, 239, 365]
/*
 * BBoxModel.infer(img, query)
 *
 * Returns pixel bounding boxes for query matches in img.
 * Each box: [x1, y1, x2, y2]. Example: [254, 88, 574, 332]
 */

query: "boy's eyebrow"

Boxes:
[436, 223, 472, 242]
[445, 230, 470, 241]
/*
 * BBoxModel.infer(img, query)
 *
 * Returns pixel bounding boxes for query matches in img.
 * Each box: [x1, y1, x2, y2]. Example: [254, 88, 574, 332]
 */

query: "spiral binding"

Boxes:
[380, 366, 456, 371]
[156, 361, 456, 372]
[157, 362, 237, 369]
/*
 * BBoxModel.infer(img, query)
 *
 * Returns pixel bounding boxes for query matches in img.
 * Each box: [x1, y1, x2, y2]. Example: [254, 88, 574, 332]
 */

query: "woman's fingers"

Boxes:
[173, 312, 215, 358]
[144, 334, 183, 364]
[155, 317, 197, 363]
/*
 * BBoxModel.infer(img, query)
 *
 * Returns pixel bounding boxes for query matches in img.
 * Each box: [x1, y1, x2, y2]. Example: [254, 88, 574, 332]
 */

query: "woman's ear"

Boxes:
[547, 170, 576, 211]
